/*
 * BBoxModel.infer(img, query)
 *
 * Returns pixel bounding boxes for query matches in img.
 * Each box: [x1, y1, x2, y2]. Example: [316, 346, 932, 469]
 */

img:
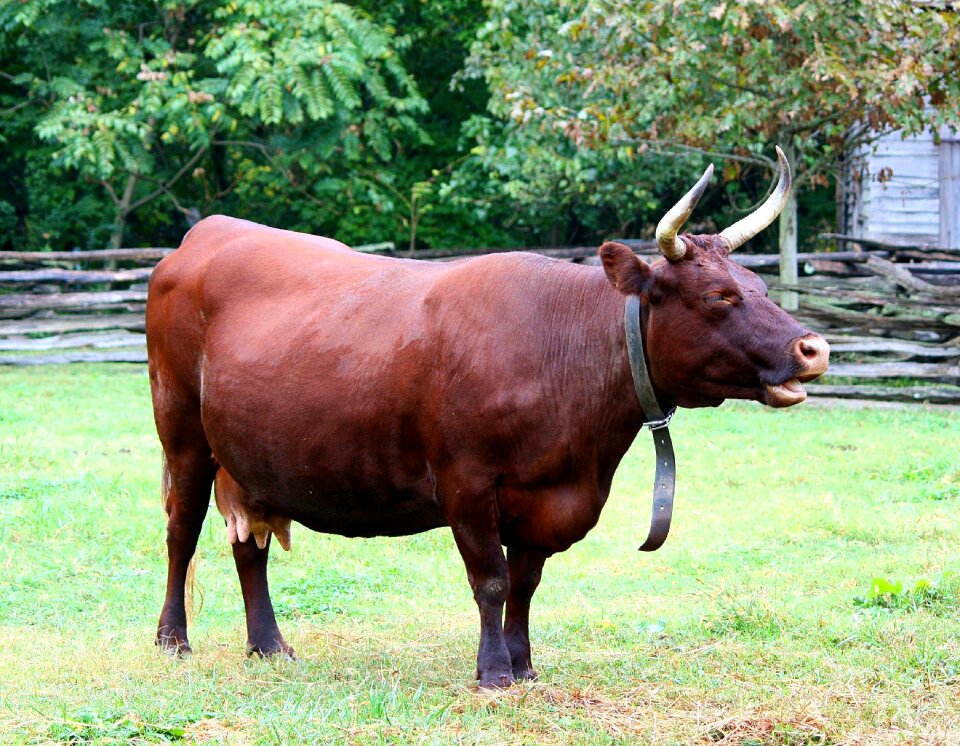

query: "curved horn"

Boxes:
[719, 146, 792, 252]
[655, 164, 714, 261]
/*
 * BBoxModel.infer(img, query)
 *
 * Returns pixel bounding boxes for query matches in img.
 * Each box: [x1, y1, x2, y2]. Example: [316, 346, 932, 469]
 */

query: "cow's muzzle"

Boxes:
[763, 334, 830, 408]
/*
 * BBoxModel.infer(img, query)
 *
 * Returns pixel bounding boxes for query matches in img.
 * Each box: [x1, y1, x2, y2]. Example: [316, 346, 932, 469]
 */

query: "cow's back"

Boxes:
[147, 215, 441, 393]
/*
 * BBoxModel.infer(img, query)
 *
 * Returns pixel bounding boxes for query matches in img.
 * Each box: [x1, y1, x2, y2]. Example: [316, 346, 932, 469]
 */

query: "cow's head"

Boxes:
[600, 147, 829, 409]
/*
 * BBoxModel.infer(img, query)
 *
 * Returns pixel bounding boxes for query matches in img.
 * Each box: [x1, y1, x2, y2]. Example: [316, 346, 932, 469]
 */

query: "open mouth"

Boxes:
[763, 371, 823, 408]
[763, 377, 807, 407]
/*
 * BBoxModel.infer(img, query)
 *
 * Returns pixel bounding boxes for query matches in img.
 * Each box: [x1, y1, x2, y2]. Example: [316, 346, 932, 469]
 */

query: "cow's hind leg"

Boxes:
[213, 470, 293, 657]
[231, 536, 294, 658]
[157, 449, 214, 654]
[504, 547, 546, 681]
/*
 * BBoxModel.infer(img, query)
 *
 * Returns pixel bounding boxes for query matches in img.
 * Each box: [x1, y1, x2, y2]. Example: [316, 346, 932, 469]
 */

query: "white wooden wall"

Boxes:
[845, 129, 944, 247]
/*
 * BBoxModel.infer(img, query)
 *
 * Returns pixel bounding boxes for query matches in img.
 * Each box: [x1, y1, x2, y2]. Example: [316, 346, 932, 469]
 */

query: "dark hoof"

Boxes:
[156, 627, 192, 656]
[513, 667, 538, 681]
[478, 672, 515, 689]
[246, 639, 296, 660]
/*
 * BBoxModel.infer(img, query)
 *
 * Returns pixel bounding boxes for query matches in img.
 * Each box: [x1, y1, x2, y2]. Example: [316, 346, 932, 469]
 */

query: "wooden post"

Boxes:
[939, 127, 960, 250]
[778, 144, 799, 311]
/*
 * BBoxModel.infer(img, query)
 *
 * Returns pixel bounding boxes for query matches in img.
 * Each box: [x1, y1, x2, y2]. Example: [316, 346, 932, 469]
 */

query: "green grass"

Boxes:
[1, 365, 959, 744]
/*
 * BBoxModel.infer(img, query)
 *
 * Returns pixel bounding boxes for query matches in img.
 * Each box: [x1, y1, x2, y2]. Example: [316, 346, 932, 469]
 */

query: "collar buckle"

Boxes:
[643, 406, 676, 431]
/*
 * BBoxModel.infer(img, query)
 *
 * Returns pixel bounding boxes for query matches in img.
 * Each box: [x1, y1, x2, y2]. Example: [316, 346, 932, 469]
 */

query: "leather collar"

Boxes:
[624, 294, 676, 552]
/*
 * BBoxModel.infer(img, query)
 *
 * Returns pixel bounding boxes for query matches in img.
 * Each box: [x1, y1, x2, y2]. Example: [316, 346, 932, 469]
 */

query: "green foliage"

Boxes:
[2, 0, 958, 252]
[20, 148, 115, 250]
[444, 115, 718, 246]
[207, 1, 425, 128]
[702, 592, 785, 640]
[459, 0, 960, 248]
[46, 710, 195, 743]
[346, 0, 521, 249]
[467, 0, 960, 176]
[274, 568, 359, 617]
[0, 199, 14, 245]
[0, 0, 433, 249]
[854, 574, 959, 613]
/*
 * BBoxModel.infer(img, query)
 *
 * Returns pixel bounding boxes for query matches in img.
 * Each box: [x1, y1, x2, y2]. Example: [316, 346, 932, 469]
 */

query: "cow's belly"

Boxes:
[209, 453, 447, 539]
[200, 359, 445, 538]
[251, 474, 447, 538]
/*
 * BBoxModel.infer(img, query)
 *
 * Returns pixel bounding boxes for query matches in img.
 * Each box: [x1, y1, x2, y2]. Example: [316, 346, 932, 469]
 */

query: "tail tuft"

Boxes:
[161, 454, 172, 512]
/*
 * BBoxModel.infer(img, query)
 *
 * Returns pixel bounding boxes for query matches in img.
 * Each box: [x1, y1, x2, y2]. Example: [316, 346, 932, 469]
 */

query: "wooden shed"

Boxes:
[840, 127, 960, 249]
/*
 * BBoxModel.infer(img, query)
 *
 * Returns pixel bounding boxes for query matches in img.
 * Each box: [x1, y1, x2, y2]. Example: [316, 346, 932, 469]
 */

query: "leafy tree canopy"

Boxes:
[0, 0, 429, 248]
[1, 1, 957, 252]
[456, 0, 960, 252]
[466, 0, 960, 181]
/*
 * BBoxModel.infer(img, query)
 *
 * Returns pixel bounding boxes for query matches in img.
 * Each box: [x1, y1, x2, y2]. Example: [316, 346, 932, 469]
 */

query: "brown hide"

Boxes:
[148, 215, 827, 686]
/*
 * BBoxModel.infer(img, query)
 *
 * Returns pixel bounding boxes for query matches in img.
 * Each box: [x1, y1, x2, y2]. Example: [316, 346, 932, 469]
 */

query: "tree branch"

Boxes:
[100, 179, 121, 207]
[785, 110, 845, 136]
[610, 138, 776, 169]
[212, 139, 273, 155]
[702, 70, 775, 101]
[0, 99, 31, 116]
[214, 139, 330, 207]
[126, 142, 210, 213]
[865, 255, 960, 299]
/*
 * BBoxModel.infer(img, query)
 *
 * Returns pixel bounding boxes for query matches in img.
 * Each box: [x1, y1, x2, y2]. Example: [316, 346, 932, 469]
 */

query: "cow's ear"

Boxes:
[599, 242, 652, 295]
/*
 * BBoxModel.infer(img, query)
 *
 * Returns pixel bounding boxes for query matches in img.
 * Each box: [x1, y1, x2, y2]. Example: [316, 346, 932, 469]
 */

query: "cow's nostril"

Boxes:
[793, 335, 829, 377]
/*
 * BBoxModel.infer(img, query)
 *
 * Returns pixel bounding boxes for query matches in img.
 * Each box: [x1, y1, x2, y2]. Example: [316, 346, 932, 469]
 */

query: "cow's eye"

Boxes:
[704, 292, 730, 305]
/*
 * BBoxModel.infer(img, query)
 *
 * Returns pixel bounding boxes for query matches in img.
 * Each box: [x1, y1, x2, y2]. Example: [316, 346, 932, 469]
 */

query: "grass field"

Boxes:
[0, 365, 958, 745]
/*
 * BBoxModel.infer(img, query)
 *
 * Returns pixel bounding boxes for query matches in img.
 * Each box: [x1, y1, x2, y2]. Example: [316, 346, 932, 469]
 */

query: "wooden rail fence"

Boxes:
[2, 236, 958, 403]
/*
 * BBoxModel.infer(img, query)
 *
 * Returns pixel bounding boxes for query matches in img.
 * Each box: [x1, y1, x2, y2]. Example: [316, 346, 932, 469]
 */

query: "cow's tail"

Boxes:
[160, 453, 172, 511]
[160, 455, 202, 621]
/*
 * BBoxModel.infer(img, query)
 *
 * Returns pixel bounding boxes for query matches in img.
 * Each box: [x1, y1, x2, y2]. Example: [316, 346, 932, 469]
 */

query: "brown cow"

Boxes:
[147, 148, 828, 687]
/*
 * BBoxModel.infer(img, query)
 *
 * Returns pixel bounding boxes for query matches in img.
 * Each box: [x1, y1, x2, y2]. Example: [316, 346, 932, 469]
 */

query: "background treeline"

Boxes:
[0, 0, 957, 253]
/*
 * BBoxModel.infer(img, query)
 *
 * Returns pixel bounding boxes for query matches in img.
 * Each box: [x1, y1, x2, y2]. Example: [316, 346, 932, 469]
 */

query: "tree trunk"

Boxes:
[408, 189, 418, 257]
[108, 220, 125, 252]
[109, 174, 139, 251]
[778, 144, 799, 311]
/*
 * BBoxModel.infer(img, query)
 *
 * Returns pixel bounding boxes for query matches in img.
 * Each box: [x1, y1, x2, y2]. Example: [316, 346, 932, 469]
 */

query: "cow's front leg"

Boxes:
[447, 499, 513, 687]
[459, 539, 513, 688]
[232, 535, 294, 658]
[504, 547, 546, 680]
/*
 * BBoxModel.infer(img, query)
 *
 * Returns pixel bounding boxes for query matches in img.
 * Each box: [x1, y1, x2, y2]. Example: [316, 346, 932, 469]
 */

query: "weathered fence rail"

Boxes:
[0, 268, 154, 284]
[780, 234, 960, 402]
[0, 248, 173, 263]
[0, 290, 148, 316]
[2, 236, 958, 403]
